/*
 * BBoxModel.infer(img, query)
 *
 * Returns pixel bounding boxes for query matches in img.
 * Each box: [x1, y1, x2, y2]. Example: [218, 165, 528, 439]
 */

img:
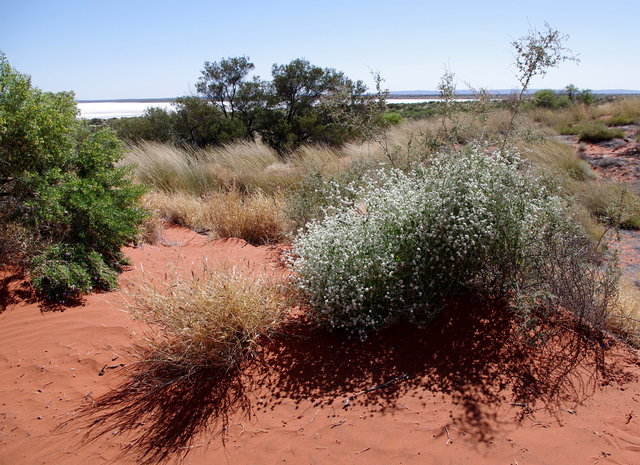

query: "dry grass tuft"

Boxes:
[137, 211, 164, 245]
[609, 278, 640, 347]
[143, 190, 289, 245]
[203, 190, 290, 244]
[142, 191, 206, 230]
[130, 267, 291, 375]
[569, 181, 640, 229]
[520, 139, 596, 181]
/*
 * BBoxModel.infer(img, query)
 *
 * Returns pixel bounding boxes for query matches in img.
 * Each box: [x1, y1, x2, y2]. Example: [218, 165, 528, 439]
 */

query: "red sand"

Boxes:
[1, 226, 640, 465]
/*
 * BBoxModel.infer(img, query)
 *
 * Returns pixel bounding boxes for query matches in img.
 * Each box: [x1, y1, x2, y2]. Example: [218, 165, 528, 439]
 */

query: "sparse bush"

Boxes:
[131, 268, 290, 374]
[291, 144, 614, 334]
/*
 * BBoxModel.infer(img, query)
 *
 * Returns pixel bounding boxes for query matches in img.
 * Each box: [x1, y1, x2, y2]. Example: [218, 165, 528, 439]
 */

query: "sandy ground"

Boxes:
[1, 225, 640, 465]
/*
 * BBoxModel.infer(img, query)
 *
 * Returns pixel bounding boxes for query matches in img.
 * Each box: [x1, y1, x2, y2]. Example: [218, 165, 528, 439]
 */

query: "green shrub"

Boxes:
[383, 112, 403, 125]
[605, 115, 637, 127]
[291, 144, 616, 334]
[30, 244, 120, 300]
[578, 123, 624, 142]
[0, 54, 145, 300]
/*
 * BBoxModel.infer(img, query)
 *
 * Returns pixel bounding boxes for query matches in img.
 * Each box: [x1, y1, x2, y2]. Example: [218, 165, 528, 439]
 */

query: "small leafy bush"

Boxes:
[30, 244, 120, 300]
[291, 144, 617, 333]
[533, 89, 571, 109]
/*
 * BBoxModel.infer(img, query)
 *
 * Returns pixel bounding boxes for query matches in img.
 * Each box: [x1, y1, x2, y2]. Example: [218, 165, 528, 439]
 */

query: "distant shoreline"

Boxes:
[76, 90, 640, 104]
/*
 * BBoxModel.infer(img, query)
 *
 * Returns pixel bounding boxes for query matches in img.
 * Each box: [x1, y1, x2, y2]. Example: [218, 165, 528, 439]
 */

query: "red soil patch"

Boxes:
[2, 225, 640, 465]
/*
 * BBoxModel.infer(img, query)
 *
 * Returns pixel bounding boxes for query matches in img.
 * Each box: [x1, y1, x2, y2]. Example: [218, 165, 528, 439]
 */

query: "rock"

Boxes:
[588, 157, 628, 168]
[620, 143, 640, 157]
[597, 139, 627, 150]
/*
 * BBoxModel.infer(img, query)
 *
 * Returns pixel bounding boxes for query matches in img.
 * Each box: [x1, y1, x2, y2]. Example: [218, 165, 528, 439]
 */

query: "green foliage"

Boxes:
[30, 244, 120, 300]
[196, 56, 255, 119]
[172, 96, 246, 146]
[383, 112, 403, 125]
[260, 58, 366, 153]
[108, 107, 175, 143]
[0, 54, 145, 300]
[577, 89, 594, 105]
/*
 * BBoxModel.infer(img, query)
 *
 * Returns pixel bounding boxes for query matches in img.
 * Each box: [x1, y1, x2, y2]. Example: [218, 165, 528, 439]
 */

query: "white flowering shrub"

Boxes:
[290, 144, 604, 333]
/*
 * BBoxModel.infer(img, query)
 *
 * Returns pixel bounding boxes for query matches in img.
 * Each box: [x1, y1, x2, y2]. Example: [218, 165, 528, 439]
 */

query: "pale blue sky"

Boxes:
[1, 0, 638, 99]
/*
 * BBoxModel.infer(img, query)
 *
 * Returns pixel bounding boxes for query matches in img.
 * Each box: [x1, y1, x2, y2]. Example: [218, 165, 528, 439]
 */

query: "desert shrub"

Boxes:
[533, 89, 571, 109]
[0, 55, 145, 300]
[291, 144, 617, 333]
[108, 107, 176, 143]
[285, 160, 376, 231]
[605, 115, 637, 127]
[383, 112, 403, 125]
[577, 123, 624, 142]
[131, 268, 289, 374]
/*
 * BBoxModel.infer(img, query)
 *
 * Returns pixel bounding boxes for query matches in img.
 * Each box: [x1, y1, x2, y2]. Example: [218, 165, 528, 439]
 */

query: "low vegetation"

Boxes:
[576, 123, 625, 143]
[130, 268, 290, 374]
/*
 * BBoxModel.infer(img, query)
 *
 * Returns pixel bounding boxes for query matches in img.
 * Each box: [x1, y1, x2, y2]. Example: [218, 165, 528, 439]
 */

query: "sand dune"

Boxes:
[1, 225, 639, 465]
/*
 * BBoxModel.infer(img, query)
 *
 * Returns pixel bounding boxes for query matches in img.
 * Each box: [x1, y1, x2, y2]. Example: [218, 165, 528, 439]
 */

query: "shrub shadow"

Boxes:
[0, 268, 85, 313]
[62, 356, 253, 465]
[258, 295, 608, 435]
[0, 270, 34, 313]
[70, 294, 613, 463]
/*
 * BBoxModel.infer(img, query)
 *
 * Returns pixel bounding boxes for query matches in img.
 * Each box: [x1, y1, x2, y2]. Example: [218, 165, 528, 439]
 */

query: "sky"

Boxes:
[1, 0, 638, 100]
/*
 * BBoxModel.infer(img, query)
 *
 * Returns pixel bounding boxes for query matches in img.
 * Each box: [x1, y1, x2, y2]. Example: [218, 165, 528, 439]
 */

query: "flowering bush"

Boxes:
[290, 144, 612, 333]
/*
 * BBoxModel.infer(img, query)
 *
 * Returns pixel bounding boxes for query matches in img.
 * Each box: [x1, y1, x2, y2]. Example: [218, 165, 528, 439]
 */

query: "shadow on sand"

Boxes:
[65, 294, 616, 464]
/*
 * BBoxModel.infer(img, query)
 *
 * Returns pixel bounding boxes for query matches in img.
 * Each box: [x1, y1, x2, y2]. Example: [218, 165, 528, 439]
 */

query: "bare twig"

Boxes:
[343, 373, 409, 408]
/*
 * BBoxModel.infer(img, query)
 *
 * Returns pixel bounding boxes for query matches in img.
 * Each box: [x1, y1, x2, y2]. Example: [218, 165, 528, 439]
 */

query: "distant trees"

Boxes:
[108, 56, 375, 154]
[196, 56, 255, 118]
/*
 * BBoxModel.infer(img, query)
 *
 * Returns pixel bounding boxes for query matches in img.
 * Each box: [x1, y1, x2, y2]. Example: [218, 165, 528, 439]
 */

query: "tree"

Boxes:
[196, 56, 255, 118]
[565, 83, 579, 101]
[0, 53, 145, 300]
[502, 23, 579, 149]
[261, 58, 366, 152]
[172, 96, 246, 146]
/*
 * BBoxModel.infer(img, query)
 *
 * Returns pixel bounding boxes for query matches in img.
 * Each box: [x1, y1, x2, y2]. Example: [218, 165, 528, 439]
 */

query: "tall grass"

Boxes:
[126, 140, 350, 196]
[519, 139, 595, 181]
[143, 190, 289, 244]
